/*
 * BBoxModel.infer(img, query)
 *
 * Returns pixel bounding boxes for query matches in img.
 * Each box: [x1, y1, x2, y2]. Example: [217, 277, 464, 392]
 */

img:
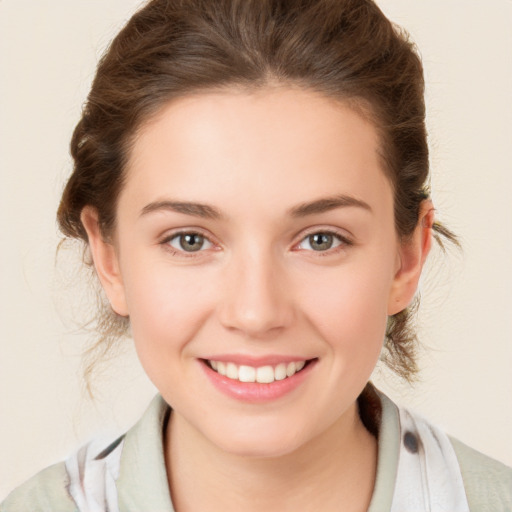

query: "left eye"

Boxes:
[167, 232, 213, 252]
[297, 232, 345, 252]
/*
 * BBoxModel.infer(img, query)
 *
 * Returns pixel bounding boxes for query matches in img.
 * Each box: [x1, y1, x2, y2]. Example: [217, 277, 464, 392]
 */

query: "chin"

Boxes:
[218, 438, 303, 459]
[206, 421, 310, 459]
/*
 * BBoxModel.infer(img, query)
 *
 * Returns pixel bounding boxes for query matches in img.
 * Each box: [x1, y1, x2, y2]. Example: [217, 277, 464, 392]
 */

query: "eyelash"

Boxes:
[160, 230, 214, 259]
[159, 228, 353, 259]
[295, 229, 353, 256]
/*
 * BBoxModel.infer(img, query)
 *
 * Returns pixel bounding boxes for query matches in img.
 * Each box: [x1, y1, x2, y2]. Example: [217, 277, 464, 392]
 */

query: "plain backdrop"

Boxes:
[1, 0, 511, 499]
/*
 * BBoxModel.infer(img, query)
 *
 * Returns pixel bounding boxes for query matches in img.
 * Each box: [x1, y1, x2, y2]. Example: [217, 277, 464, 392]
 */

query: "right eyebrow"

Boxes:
[139, 200, 224, 220]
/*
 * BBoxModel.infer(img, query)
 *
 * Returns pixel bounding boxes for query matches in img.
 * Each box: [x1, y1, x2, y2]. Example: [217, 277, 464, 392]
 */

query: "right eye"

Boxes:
[165, 232, 213, 253]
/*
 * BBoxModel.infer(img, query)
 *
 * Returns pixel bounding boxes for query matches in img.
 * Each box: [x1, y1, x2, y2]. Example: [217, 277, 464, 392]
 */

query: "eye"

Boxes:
[297, 231, 350, 252]
[166, 232, 213, 253]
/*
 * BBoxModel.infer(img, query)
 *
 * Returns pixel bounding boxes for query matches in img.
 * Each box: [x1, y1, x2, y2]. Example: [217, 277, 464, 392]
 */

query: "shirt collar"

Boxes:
[367, 386, 401, 512]
[116, 385, 401, 511]
[117, 395, 175, 511]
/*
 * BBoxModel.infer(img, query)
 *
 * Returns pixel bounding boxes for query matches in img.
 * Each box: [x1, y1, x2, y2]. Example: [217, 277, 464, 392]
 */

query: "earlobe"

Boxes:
[80, 206, 129, 317]
[387, 201, 434, 316]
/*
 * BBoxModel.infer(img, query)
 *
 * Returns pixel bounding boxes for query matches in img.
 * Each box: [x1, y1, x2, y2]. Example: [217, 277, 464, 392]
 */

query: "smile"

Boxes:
[200, 357, 317, 402]
[207, 360, 307, 383]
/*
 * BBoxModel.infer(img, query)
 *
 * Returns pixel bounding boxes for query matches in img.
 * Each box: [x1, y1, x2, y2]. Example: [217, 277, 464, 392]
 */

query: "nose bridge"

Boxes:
[218, 242, 293, 337]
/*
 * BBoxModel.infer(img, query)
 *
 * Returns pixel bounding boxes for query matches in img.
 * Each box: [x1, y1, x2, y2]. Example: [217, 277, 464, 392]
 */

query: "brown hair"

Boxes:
[58, 0, 457, 382]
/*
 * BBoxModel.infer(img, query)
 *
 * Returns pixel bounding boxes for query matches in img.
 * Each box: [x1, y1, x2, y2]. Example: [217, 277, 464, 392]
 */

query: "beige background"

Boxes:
[1, 0, 511, 499]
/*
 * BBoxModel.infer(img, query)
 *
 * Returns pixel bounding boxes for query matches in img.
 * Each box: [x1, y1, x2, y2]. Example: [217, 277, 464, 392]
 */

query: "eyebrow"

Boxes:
[288, 195, 372, 217]
[139, 194, 371, 221]
[140, 200, 224, 220]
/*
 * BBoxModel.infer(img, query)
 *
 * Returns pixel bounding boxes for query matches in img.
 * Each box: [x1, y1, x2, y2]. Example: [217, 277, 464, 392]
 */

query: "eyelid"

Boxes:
[159, 228, 219, 257]
[158, 226, 353, 258]
[293, 227, 354, 253]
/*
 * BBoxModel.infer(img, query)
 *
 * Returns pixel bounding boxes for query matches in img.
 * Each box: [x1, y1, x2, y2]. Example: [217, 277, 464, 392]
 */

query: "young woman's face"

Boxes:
[93, 87, 418, 457]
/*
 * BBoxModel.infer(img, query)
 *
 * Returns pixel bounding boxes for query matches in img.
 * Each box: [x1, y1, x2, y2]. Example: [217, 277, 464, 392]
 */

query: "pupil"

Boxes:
[310, 233, 333, 251]
[181, 233, 203, 252]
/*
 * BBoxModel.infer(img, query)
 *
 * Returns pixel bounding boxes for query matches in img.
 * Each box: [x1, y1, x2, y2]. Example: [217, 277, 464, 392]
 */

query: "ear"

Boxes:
[80, 206, 129, 317]
[387, 200, 434, 316]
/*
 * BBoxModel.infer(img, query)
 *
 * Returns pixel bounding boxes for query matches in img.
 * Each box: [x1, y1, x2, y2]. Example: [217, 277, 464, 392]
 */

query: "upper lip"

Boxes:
[201, 354, 315, 366]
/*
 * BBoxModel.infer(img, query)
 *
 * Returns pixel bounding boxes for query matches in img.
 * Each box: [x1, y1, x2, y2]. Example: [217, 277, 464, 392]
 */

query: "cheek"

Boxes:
[298, 259, 392, 361]
[120, 258, 215, 374]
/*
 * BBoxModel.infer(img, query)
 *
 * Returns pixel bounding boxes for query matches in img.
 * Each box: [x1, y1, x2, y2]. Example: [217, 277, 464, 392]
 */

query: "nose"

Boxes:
[217, 248, 295, 339]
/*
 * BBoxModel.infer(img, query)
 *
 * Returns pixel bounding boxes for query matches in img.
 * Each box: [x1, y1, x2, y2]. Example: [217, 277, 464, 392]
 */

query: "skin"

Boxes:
[82, 86, 433, 511]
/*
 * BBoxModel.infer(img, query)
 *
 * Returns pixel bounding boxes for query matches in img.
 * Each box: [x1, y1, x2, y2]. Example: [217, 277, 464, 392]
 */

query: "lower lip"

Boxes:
[200, 359, 317, 403]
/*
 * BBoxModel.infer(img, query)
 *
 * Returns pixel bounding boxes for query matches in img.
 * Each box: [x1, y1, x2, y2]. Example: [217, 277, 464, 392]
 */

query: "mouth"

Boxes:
[200, 357, 318, 402]
[202, 358, 316, 384]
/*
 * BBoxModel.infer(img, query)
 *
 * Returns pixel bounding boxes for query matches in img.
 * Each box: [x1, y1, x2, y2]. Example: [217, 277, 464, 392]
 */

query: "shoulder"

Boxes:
[449, 436, 512, 512]
[0, 462, 78, 512]
[374, 387, 512, 512]
[0, 395, 168, 512]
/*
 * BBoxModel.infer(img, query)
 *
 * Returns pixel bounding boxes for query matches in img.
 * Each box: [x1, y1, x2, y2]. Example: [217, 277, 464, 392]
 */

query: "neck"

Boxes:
[165, 402, 377, 512]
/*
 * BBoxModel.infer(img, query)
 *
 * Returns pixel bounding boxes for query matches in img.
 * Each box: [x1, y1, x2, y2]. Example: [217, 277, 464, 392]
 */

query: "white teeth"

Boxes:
[274, 363, 287, 381]
[238, 365, 256, 382]
[226, 362, 238, 380]
[256, 366, 275, 384]
[208, 359, 309, 383]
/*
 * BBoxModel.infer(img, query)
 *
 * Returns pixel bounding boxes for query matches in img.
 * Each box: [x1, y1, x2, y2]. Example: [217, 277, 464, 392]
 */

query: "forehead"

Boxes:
[122, 86, 391, 219]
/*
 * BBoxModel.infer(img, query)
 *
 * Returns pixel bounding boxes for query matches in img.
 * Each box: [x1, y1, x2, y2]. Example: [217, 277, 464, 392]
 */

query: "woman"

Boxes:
[2, 0, 511, 510]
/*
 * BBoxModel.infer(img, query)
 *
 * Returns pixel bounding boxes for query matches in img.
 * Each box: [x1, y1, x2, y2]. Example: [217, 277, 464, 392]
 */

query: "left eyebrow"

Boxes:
[288, 194, 372, 217]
